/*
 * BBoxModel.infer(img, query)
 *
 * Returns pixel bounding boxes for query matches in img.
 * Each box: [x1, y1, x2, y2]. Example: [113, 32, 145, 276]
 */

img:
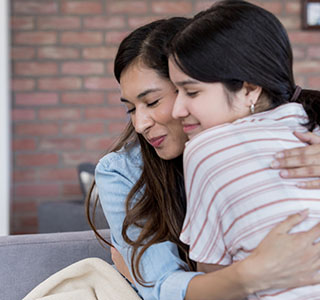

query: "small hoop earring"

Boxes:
[250, 103, 255, 114]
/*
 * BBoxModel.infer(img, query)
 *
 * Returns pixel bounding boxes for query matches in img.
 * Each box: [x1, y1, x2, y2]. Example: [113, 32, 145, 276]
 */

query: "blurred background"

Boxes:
[4, 0, 320, 235]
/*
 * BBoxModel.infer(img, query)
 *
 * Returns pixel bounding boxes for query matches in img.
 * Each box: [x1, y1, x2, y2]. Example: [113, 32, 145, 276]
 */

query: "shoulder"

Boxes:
[96, 141, 142, 184]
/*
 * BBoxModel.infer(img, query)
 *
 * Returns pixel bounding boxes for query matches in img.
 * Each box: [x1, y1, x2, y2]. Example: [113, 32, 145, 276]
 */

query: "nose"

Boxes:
[172, 92, 189, 119]
[133, 106, 154, 134]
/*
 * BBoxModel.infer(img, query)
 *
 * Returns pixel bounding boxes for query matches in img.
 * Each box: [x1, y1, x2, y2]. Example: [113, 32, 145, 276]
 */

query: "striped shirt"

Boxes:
[180, 103, 320, 299]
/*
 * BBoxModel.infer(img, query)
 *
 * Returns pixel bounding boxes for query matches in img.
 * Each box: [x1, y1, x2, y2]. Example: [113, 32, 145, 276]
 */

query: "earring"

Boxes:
[250, 102, 255, 114]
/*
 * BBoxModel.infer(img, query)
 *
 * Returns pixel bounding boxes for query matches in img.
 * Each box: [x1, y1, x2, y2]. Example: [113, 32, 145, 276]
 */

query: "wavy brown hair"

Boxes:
[86, 17, 196, 287]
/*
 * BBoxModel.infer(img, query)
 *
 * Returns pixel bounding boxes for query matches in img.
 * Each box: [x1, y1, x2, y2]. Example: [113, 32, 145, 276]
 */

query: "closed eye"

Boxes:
[186, 91, 199, 97]
[147, 99, 160, 107]
[126, 107, 136, 114]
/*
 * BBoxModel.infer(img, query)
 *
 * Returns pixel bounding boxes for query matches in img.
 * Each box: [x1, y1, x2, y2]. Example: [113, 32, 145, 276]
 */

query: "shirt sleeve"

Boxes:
[95, 149, 201, 300]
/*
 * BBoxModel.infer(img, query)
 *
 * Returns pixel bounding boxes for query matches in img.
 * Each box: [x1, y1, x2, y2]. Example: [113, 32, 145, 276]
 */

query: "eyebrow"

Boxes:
[174, 80, 199, 87]
[120, 88, 162, 103]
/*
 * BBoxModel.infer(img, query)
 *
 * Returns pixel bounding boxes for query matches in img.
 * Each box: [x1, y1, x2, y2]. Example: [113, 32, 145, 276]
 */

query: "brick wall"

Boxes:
[11, 0, 320, 234]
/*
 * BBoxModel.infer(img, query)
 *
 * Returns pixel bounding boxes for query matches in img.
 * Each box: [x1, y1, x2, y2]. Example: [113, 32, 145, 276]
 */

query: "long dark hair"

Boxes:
[86, 17, 196, 287]
[170, 0, 320, 130]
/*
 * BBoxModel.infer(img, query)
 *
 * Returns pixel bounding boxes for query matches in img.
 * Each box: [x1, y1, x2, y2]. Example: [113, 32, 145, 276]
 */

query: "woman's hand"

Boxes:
[241, 210, 320, 293]
[111, 247, 135, 285]
[271, 131, 320, 189]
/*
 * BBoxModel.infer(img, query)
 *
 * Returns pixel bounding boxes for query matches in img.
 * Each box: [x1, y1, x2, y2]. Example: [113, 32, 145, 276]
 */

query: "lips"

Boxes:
[148, 135, 166, 148]
[182, 123, 199, 133]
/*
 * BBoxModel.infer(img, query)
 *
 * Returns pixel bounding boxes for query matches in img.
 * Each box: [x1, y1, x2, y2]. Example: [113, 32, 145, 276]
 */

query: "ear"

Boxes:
[242, 82, 262, 107]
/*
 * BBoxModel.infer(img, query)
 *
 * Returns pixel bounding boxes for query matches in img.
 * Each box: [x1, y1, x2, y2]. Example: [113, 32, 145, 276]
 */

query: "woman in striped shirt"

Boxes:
[170, 1, 320, 299]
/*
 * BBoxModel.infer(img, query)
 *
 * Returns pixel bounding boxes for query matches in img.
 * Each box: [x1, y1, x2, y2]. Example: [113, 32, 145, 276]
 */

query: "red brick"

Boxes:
[62, 183, 82, 196]
[258, 2, 283, 14]
[105, 31, 130, 44]
[14, 62, 58, 76]
[295, 76, 306, 88]
[62, 152, 100, 166]
[107, 2, 148, 14]
[12, 79, 35, 91]
[289, 32, 320, 44]
[151, 1, 192, 14]
[85, 107, 126, 119]
[15, 183, 60, 197]
[16, 153, 59, 167]
[107, 91, 121, 105]
[106, 61, 114, 74]
[11, 17, 34, 30]
[11, 47, 35, 60]
[61, 1, 103, 14]
[285, 1, 300, 14]
[13, 1, 58, 14]
[307, 46, 320, 59]
[15, 123, 59, 136]
[12, 201, 37, 213]
[128, 16, 159, 28]
[84, 16, 125, 29]
[61, 122, 105, 135]
[61, 32, 103, 45]
[39, 168, 78, 181]
[38, 47, 80, 59]
[37, 16, 81, 30]
[39, 138, 82, 150]
[278, 16, 300, 30]
[61, 92, 104, 105]
[107, 122, 127, 134]
[293, 61, 320, 73]
[308, 76, 320, 89]
[20, 216, 38, 228]
[38, 108, 82, 120]
[292, 47, 305, 60]
[84, 77, 119, 90]
[15, 93, 58, 106]
[38, 78, 82, 91]
[14, 32, 57, 45]
[62, 62, 104, 75]
[194, 1, 214, 12]
[83, 46, 117, 59]
[84, 136, 113, 150]
[12, 139, 36, 151]
[12, 109, 36, 121]
[13, 169, 37, 182]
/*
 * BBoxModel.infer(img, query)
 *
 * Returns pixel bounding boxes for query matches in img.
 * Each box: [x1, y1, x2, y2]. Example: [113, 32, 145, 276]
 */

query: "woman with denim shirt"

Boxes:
[90, 16, 320, 300]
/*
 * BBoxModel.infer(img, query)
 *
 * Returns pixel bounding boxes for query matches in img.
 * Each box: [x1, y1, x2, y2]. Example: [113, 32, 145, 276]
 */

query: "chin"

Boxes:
[156, 148, 183, 160]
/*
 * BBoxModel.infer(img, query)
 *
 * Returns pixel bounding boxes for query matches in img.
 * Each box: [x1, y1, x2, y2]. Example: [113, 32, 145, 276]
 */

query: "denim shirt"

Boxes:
[95, 142, 200, 300]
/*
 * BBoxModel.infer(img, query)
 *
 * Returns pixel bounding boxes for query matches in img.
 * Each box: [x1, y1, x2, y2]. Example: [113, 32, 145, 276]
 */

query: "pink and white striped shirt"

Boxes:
[181, 103, 320, 299]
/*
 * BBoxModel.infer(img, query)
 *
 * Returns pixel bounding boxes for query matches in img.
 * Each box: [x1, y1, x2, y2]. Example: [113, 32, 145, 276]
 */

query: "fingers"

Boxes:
[306, 221, 320, 243]
[294, 131, 320, 145]
[273, 210, 309, 233]
[277, 166, 320, 178]
[296, 179, 320, 189]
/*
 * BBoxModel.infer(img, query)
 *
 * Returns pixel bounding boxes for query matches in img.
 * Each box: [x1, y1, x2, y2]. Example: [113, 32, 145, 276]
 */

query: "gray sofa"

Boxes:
[0, 229, 112, 300]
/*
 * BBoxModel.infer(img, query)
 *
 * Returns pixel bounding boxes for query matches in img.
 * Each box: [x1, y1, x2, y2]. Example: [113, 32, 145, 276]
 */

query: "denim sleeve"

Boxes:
[95, 150, 201, 300]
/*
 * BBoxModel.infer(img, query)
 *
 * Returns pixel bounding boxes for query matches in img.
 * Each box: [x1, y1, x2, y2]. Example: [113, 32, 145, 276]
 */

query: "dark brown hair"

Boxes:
[86, 17, 196, 287]
[169, 0, 320, 130]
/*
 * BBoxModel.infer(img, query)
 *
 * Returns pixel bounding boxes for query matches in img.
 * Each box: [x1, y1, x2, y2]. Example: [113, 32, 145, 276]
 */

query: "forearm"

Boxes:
[186, 259, 258, 300]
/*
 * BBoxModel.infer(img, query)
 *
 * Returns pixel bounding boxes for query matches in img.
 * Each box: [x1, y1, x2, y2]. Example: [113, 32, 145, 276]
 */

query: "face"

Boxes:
[169, 58, 250, 139]
[120, 61, 187, 160]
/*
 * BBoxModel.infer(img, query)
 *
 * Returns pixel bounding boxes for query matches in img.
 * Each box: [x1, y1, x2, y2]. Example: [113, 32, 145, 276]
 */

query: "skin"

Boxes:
[169, 57, 320, 275]
[169, 58, 262, 140]
[120, 60, 187, 160]
[115, 62, 320, 299]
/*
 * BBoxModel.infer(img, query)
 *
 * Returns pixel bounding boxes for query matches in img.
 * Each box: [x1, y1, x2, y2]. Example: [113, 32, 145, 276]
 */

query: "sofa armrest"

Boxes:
[0, 229, 112, 300]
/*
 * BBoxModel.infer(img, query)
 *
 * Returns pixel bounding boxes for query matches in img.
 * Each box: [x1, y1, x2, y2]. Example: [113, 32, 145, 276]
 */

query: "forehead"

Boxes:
[120, 62, 171, 99]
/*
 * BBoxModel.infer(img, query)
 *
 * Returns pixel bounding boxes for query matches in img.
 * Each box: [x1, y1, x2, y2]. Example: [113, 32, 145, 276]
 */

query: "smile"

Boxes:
[182, 124, 199, 133]
[148, 135, 166, 148]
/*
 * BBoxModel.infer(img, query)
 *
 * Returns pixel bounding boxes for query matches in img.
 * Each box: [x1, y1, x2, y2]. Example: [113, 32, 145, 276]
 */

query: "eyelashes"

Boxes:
[126, 98, 160, 114]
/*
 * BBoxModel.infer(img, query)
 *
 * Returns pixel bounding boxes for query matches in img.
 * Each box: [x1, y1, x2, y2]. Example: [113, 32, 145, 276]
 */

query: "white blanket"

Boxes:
[23, 258, 141, 300]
